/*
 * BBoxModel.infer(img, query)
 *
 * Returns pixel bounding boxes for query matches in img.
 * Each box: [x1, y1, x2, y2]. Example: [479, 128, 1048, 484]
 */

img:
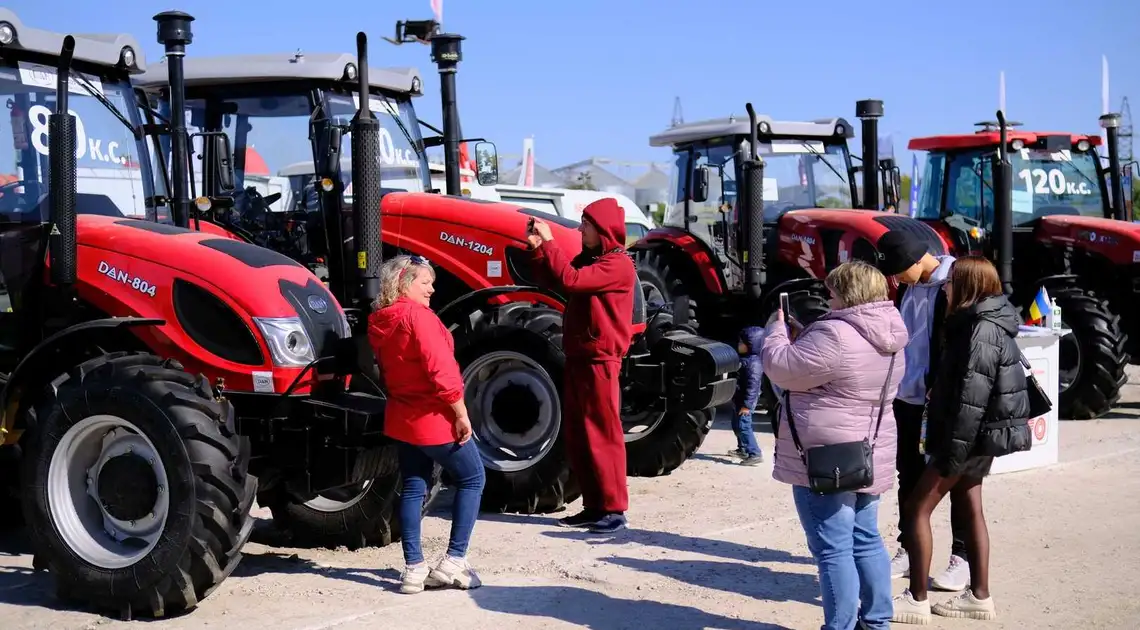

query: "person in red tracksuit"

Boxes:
[527, 198, 636, 533]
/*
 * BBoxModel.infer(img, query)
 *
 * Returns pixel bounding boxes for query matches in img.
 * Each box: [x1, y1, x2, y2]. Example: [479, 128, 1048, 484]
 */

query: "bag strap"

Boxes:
[870, 353, 898, 445]
[780, 352, 897, 463]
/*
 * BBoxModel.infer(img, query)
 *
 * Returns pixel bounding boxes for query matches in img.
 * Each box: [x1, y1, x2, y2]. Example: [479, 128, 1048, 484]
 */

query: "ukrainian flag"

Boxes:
[1027, 287, 1050, 324]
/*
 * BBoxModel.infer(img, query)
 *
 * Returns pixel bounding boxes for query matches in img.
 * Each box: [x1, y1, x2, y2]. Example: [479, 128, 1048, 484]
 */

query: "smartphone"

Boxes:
[527, 217, 537, 234]
[778, 292, 791, 318]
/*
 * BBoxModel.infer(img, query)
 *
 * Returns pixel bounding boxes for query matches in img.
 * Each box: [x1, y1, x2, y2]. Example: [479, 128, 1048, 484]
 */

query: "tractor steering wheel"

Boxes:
[230, 186, 282, 230]
[0, 180, 38, 214]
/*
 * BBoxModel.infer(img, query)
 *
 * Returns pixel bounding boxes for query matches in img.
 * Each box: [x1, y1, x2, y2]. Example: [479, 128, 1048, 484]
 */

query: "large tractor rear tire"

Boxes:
[1048, 285, 1129, 420]
[21, 352, 255, 618]
[259, 373, 440, 550]
[635, 249, 700, 330]
[455, 303, 579, 514]
[625, 409, 713, 477]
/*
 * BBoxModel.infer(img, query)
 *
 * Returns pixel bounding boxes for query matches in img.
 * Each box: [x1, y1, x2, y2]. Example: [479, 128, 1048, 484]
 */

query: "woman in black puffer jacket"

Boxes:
[892, 256, 1032, 625]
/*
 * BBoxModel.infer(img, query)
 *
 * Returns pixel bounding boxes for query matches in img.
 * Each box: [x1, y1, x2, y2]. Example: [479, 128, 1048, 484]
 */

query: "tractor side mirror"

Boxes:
[192, 132, 236, 192]
[692, 165, 710, 203]
[474, 141, 498, 185]
[323, 126, 344, 176]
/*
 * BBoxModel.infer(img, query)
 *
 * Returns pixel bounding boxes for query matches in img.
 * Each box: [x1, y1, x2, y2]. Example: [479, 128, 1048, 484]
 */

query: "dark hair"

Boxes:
[946, 256, 1002, 312]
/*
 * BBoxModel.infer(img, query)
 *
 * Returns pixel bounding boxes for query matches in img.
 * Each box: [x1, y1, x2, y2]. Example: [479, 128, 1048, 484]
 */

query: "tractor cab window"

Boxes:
[179, 93, 310, 222]
[946, 152, 994, 226]
[324, 91, 430, 197]
[0, 59, 150, 222]
[757, 140, 852, 213]
[942, 148, 1103, 228]
[911, 152, 947, 220]
[665, 141, 737, 246]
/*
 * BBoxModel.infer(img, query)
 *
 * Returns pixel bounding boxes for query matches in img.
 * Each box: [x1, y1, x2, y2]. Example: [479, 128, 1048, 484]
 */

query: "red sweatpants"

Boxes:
[562, 360, 628, 513]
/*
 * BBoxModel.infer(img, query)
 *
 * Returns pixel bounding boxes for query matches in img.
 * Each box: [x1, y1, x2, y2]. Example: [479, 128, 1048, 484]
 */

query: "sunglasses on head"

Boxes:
[399, 255, 432, 280]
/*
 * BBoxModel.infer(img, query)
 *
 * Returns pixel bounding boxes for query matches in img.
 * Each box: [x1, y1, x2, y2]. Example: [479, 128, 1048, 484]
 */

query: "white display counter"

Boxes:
[990, 326, 1062, 475]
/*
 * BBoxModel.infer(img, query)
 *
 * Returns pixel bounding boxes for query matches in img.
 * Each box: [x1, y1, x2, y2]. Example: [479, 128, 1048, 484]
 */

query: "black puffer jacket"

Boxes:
[926, 295, 1032, 475]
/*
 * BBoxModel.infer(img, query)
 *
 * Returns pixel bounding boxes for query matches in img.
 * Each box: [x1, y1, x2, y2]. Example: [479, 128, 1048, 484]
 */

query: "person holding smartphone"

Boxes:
[368, 255, 486, 594]
[762, 261, 909, 630]
[526, 199, 637, 534]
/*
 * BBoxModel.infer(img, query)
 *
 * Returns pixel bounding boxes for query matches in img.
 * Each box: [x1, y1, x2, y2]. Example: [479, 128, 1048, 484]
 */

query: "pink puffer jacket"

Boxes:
[762, 301, 909, 495]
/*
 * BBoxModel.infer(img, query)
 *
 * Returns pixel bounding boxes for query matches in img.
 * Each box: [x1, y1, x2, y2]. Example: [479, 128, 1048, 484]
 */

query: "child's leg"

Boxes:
[739, 411, 761, 456]
[730, 412, 744, 450]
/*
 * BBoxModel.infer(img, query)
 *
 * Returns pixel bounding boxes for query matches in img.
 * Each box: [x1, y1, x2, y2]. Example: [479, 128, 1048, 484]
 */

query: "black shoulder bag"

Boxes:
[782, 353, 897, 495]
[1018, 352, 1053, 418]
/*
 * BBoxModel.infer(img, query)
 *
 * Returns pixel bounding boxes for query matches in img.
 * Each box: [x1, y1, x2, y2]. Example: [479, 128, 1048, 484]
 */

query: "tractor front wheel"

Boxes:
[624, 408, 713, 477]
[22, 352, 255, 618]
[1049, 285, 1129, 419]
[635, 249, 700, 330]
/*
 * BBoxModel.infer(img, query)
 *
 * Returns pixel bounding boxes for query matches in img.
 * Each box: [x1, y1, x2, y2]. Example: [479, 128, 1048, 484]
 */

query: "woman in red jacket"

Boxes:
[368, 254, 485, 595]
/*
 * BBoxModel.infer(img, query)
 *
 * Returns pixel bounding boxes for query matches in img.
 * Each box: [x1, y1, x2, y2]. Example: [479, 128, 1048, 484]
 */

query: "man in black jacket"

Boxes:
[875, 230, 972, 593]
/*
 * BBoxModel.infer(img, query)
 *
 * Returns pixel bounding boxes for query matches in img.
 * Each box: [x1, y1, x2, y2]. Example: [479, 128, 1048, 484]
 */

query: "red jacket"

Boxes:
[368, 297, 464, 445]
[532, 198, 636, 363]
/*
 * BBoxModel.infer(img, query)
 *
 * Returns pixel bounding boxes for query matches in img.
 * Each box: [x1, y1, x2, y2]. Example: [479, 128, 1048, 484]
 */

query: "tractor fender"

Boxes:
[0, 317, 164, 439]
[436, 285, 567, 325]
[635, 228, 726, 295]
[758, 277, 829, 317]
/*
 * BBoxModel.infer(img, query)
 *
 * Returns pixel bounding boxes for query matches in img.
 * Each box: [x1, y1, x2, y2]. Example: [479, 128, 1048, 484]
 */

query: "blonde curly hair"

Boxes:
[825, 260, 889, 309]
[374, 255, 435, 310]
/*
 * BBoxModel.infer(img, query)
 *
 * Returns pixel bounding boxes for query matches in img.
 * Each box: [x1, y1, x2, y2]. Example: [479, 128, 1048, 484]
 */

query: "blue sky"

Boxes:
[9, 0, 1139, 175]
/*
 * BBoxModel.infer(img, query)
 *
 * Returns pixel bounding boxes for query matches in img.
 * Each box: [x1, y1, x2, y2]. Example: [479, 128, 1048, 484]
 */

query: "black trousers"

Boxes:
[894, 399, 969, 560]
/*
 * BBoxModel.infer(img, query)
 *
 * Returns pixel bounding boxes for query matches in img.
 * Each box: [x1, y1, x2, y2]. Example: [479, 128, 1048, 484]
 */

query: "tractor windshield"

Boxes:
[324, 91, 430, 198]
[666, 138, 852, 245]
[0, 59, 151, 221]
[933, 148, 1104, 227]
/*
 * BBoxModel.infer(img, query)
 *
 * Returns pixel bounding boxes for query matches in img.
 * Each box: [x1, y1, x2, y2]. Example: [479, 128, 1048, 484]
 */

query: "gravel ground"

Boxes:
[2, 366, 1139, 630]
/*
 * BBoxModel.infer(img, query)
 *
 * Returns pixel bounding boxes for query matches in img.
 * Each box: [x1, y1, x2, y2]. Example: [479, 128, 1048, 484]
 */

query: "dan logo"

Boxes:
[307, 294, 329, 314]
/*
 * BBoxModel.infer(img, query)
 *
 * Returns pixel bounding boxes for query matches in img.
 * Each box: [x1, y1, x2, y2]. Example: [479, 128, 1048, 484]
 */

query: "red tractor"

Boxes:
[0, 9, 418, 618]
[132, 24, 738, 540]
[631, 99, 938, 352]
[907, 111, 1135, 419]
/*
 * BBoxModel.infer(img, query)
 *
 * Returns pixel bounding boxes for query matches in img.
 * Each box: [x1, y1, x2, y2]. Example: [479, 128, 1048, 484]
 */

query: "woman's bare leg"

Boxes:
[951, 477, 989, 599]
[906, 465, 959, 601]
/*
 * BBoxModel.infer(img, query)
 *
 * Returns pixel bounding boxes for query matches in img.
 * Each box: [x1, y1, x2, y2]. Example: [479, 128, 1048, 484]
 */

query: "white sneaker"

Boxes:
[399, 562, 430, 594]
[890, 547, 910, 579]
[931, 554, 971, 591]
[426, 555, 482, 590]
[891, 589, 932, 624]
[932, 589, 997, 620]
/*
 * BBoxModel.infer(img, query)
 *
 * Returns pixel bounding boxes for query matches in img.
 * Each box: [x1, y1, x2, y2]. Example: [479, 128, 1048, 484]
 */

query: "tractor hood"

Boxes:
[1036, 215, 1140, 266]
[73, 215, 339, 320]
[382, 191, 582, 252]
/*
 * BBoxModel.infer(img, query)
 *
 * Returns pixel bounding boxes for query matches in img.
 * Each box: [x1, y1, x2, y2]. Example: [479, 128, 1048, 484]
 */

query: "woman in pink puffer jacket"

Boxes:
[762, 261, 909, 630]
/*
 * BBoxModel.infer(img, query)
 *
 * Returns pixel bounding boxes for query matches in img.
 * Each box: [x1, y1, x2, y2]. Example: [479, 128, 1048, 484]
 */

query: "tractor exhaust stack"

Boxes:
[993, 110, 1014, 294]
[742, 102, 765, 301]
[1100, 113, 1126, 221]
[48, 35, 77, 288]
[855, 99, 883, 210]
[155, 11, 194, 229]
[351, 31, 383, 306]
[431, 33, 465, 196]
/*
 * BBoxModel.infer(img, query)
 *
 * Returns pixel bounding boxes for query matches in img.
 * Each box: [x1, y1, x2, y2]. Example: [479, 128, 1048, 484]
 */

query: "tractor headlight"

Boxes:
[254, 317, 315, 367]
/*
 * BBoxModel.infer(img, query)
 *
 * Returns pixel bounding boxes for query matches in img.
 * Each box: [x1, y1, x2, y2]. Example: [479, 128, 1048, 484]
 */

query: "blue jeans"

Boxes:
[731, 411, 761, 456]
[792, 486, 892, 630]
[398, 440, 486, 565]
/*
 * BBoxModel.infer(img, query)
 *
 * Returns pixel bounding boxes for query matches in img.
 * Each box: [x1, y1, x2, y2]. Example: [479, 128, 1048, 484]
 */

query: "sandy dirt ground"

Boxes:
[2, 366, 1139, 630]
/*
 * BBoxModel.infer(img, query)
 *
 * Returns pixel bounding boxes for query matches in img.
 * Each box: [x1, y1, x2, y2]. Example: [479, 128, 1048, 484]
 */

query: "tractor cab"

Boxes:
[908, 125, 1119, 255]
[133, 54, 433, 292]
[650, 114, 858, 265]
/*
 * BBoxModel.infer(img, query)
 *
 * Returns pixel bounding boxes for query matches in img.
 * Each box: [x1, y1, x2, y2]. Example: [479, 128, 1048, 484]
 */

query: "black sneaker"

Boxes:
[557, 510, 600, 528]
[587, 513, 628, 534]
[740, 453, 764, 466]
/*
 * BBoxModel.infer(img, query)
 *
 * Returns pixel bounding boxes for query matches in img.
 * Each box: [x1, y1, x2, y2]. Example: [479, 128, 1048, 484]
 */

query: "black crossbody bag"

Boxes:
[1018, 352, 1053, 418]
[780, 353, 897, 495]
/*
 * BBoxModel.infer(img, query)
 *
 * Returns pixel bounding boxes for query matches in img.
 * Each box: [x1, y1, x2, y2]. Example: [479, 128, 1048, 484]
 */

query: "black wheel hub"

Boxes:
[491, 381, 542, 435]
[97, 453, 159, 522]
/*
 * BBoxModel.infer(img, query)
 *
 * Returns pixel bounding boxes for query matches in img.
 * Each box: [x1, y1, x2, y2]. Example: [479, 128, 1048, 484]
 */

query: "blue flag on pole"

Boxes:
[909, 153, 921, 217]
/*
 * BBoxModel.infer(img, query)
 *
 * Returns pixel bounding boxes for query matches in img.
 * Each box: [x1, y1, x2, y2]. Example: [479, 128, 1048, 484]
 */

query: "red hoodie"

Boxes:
[367, 296, 464, 445]
[532, 198, 636, 362]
